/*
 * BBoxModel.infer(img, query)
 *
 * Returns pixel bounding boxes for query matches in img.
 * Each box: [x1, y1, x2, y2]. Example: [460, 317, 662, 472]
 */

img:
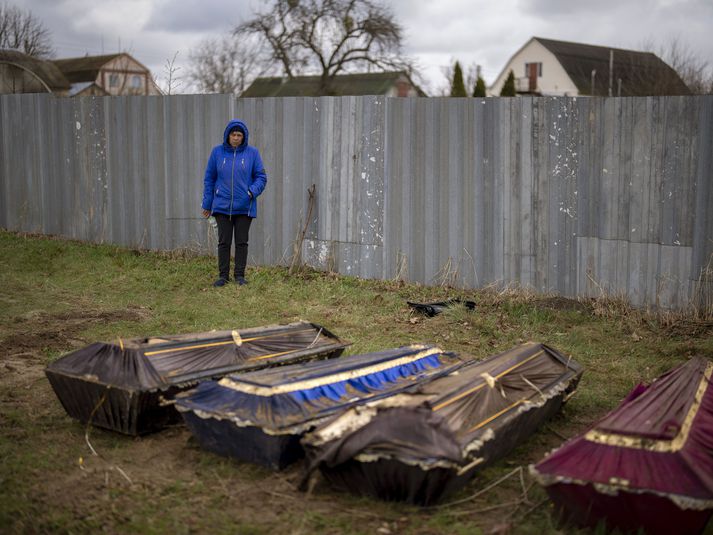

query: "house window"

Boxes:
[109, 74, 120, 87]
[131, 75, 142, 88]
[525, 62, 543, 77]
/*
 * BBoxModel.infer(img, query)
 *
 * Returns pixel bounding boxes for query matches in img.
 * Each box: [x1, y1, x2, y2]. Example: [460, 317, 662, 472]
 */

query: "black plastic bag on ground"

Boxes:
[407, 299, 476, 317]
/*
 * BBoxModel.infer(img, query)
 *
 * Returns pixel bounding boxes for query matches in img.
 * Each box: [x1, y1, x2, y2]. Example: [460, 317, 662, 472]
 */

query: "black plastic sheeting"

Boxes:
[302, 342, 583, 505]
[407, 299, 476, 317]
[176, 345, 465, 469]
[45, 322, 348, 435]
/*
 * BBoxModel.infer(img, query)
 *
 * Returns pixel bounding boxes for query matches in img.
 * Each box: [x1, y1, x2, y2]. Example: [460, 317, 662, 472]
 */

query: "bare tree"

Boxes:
[656, 38, 712, 94]
[0, 2, 53, 58]
[234, 0, 411, 95]
[187, 35, 266, 95]
[159, 51, 182, 95]
[640, 37, 713, 95]
[438, 62, 455, 96]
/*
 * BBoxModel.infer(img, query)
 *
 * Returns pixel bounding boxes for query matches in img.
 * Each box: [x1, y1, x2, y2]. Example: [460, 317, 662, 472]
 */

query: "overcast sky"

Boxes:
[20, 0, 713, 95]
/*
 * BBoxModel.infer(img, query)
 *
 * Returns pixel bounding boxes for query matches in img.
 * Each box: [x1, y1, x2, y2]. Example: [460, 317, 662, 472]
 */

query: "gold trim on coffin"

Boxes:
[217, 346, 439, 396]
[143, 328, 318, 356]
[584, 362, 713, 452]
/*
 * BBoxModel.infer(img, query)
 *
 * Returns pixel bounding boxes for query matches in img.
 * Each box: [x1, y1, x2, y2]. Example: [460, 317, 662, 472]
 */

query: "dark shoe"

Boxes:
[213, 278, 229, 287]
[235, 276, 248, 286]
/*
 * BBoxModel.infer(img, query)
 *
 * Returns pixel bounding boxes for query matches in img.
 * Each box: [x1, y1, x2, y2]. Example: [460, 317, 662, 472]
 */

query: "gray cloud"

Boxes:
[144, 0, 252, 33]
[517, 0, 634, 17]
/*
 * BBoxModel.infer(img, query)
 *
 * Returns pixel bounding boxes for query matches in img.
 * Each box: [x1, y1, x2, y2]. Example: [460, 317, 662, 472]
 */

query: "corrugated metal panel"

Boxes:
[1, 93, 711, 309]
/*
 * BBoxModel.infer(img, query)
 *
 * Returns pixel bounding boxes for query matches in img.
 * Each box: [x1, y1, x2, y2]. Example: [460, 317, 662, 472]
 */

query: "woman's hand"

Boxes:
[202, 209, 210, 218]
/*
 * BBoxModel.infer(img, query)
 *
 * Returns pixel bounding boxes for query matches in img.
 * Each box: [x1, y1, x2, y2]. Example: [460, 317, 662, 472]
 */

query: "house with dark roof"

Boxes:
[241, 71, 426, 97]
[52, 53, 162, 96]
[0, 49, 70, 95]
[489, 37, 689, 97]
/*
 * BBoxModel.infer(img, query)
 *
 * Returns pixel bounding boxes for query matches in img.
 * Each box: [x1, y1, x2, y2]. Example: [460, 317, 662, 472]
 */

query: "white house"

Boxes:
[53, 53, 162, 96]
[489, 37, 689, 97]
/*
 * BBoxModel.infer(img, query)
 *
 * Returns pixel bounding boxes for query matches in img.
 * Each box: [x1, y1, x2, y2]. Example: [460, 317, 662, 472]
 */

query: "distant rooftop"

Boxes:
[0, 49, 70, 92]
[52, 54, 124, 83]
[241, 71, 426, 97]
[534, 37, 689, 96]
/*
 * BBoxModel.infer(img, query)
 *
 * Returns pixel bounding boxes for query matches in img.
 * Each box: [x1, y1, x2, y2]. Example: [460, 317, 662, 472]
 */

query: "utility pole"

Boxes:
[591, 69, 596, 95]
[608, 49, 613, 97]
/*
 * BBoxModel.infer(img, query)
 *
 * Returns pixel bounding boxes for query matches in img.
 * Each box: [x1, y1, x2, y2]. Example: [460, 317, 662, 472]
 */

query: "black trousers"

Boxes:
[215, 213, 252, 280]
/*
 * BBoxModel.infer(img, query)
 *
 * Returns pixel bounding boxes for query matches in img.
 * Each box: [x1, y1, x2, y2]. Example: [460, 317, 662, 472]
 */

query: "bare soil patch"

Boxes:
[2, 308, 148, 357]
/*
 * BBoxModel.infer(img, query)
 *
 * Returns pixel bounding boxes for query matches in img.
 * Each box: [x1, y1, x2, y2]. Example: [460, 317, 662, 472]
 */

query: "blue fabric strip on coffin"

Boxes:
[292, 352, 443, 403]
[177, 346, 458, 432]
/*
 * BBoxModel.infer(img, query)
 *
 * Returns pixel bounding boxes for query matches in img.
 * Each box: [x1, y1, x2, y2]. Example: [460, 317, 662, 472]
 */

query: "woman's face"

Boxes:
[229, 130, 244, 147]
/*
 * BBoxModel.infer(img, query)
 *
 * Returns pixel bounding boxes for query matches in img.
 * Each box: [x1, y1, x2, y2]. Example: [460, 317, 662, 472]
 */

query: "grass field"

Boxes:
[1, 229, 712, 534]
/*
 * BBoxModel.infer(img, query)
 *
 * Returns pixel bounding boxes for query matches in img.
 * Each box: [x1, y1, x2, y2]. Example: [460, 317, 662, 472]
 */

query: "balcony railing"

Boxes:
[515, 77, 538, 93]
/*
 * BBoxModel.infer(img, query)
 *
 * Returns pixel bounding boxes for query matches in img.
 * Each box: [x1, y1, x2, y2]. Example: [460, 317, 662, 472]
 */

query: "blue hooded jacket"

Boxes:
[202, 120, 267, 218]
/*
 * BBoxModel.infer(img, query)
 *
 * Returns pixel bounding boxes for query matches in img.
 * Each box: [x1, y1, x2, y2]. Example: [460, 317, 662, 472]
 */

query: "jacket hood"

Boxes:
[223, 119, 249, 148]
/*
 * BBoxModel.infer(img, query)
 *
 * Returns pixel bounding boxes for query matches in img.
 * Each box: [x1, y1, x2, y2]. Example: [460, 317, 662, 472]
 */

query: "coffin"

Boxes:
[175, 345, 464, 469]
[45, 321, 347, 435]
[301, 342, 583, 505]
[531, 356, 713, 535]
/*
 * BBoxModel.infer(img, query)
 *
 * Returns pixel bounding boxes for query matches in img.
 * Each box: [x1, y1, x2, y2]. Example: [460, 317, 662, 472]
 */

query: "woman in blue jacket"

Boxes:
[202, 119, 267, 286]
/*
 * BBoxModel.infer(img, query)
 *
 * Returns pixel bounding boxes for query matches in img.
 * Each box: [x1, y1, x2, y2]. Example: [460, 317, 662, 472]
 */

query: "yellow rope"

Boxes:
[432, 350, 544, 412]
[246, 348, 300, 362]
[465, 399, 526, 433]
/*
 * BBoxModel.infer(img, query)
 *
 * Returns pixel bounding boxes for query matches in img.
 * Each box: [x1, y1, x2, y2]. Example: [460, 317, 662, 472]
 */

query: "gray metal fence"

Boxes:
[1, 93, 711, 309]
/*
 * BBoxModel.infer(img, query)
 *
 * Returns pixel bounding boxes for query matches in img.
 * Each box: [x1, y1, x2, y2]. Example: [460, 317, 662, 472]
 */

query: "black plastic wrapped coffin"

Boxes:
[301, 342, 583, 505]
[45, 321, 348, 435]
[407, 299, 476, 317]
[175, 345, 465, 469]
[531, 357, 713, 535]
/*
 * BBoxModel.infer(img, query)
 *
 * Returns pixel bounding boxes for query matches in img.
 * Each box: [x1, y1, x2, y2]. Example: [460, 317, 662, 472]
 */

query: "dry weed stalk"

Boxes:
[433, 466, 524, 509]
[690, 254, 713, 321]
[83, 389, 133, 485]
[393, 250, 408, 281]
[580, 264, 713, 333]
[326, 240, 337, 274]
[584, 269, 633, 318]
[433, 256, 459, 287]
[462, 247, 479, 286]
[474, 281, 541, 308]
[289, 184, 317, 275]
[654, 257, 713, 333]
[160, 241, 204, 260]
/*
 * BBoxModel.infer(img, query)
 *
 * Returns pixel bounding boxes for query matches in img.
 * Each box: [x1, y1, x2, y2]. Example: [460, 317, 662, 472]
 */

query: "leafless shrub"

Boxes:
[187, 34, 267, 95]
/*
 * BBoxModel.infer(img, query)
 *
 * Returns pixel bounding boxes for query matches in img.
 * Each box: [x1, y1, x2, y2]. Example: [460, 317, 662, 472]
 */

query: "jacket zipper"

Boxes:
[230, 147, 236, 214]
